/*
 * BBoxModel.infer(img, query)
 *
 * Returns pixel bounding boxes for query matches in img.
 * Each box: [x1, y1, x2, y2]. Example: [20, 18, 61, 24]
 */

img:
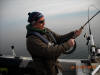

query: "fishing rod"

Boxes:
[64, 10, 100, 54]
[82, 8, 100, 63]
[84, 6, 100, 74]
[80, 10, 100, 30]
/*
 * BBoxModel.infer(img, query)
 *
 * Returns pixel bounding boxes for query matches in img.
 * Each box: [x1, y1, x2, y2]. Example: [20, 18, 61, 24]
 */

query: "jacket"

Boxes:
[26, 27, 75, 75]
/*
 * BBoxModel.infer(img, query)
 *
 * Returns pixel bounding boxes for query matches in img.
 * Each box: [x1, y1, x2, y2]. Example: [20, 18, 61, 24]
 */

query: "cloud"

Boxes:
[0, 0, 98, 17]
[31, 0, 97, 16]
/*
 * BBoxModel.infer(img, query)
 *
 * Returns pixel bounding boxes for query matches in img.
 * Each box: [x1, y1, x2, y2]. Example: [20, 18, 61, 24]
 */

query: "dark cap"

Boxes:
[28, 11, 44, 23]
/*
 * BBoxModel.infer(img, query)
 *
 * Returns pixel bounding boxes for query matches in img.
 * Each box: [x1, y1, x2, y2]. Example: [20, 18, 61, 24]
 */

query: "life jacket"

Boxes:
[26, 31, 56, 46]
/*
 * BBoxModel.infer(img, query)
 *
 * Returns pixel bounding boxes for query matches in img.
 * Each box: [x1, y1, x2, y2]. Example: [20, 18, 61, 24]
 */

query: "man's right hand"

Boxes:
[67, 39, 75, 48]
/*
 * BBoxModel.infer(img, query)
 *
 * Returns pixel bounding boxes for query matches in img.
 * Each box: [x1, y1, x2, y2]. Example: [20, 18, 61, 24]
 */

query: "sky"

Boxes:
[0, 0, 100, 58]
[0, 0, 99, 18]
[0, 0, 100, 31]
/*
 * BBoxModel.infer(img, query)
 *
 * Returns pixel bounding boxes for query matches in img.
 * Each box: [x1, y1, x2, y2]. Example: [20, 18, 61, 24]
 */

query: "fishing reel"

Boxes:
[84, 33, 100, 56]
[64, 40, 77, 54]
[94, 47, 100, 63]
[95, 47, 100, 56]
[84, 33, 90, 45]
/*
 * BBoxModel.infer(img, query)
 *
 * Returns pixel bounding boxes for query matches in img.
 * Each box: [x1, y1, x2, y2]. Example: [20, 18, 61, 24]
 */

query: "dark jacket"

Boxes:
[26, 27, 75, 75]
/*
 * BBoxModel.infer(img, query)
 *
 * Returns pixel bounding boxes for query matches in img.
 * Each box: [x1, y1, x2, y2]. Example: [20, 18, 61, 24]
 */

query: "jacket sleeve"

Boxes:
[46, 28, 75, 44]
[27, 35, 70, 59]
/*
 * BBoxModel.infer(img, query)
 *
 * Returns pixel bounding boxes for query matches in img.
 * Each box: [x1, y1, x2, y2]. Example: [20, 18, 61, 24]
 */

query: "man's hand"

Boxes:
[74, 28, 83, 37]
[67, 39, 75, 48]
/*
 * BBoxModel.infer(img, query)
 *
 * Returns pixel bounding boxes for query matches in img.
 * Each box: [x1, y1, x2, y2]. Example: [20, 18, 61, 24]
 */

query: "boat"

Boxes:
[0, 52, 100, 75]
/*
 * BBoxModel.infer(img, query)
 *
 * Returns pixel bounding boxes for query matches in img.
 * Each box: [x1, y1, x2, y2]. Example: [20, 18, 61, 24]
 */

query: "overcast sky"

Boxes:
[0, 0, 100, 32]
[0, 0, 100, 17]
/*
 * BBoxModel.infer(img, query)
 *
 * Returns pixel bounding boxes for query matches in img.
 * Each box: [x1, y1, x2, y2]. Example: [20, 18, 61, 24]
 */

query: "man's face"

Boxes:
[33, 17, 45, 30]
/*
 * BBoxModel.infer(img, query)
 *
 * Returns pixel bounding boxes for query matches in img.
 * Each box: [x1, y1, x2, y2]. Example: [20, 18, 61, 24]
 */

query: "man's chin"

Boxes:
[40, 27, 44, 30]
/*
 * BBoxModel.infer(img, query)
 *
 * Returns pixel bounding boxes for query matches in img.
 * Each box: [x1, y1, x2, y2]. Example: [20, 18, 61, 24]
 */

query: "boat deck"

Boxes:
[0, 56, 100, 75]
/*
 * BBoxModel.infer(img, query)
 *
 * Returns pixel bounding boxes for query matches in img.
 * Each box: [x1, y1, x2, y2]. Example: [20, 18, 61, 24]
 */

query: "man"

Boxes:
[26, 11, 82, 75]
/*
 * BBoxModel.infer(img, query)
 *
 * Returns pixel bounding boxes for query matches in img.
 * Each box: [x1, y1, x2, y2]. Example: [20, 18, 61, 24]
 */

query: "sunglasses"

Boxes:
[38, 20, 45, 23]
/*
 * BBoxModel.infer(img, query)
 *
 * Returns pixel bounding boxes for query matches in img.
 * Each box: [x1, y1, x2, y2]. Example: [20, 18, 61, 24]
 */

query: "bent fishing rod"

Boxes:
[60, 10, 100, 54]
[80, 10, 100, 30]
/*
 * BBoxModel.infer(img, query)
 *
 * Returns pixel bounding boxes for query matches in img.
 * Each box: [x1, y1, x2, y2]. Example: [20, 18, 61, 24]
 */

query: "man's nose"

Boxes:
[43, 22, 45, 25]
